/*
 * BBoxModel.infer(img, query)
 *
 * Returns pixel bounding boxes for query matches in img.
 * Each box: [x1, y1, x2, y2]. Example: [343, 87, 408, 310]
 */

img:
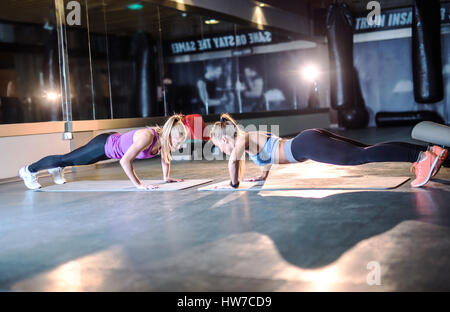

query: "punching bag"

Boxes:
[132, 32, 157, 118]
[338, 67, 369, 129]
[412, 0, 444, 103]
[326, 3, 354, 110]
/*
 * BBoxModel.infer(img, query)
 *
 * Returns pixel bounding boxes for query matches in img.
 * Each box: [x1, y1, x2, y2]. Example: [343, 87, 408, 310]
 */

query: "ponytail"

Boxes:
[210, 113, 241, 141]
[160, 114, 187, 163]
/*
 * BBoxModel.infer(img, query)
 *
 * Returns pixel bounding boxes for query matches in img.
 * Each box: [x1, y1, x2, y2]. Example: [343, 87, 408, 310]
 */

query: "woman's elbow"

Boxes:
[119, 158, 131, 167]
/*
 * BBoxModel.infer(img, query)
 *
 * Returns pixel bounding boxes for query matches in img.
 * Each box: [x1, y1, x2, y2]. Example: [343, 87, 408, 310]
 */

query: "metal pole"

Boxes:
[234, 25, 242, 113]
[85, 0, 96, 119]
[54, 0, 73, 139]
[157, 6, 168, 116]
[102, 0, 113, 118]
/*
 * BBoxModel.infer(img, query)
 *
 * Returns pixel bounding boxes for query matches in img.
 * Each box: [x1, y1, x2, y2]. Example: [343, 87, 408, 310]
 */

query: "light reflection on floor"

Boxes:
[12, 220, 450, 292]
[11, 246, 126, 292]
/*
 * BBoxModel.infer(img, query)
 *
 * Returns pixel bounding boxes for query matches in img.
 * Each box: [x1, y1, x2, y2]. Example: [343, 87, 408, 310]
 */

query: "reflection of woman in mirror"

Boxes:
[197, 60, 228, 114]
[236, 63, 264, 112]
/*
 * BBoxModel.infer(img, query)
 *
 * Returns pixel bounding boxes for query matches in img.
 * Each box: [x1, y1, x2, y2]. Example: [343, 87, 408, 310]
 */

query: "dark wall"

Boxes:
[354, 31, 450, 126]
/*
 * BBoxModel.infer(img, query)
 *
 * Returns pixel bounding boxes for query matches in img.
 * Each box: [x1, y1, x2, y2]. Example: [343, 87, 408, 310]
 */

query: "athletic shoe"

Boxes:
[48, 167, 66, 185]
[410, 151, 439, 187]
[18, 166, 41, 190]
[430, 146, 448, 178]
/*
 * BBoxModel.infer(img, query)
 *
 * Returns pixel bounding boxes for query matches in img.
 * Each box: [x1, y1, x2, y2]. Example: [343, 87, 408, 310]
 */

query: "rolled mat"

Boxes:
[411, 121, 450, 146]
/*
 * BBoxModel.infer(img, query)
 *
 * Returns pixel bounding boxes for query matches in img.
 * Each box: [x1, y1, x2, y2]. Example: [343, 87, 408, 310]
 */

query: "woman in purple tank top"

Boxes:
[18, 115, 188, 190]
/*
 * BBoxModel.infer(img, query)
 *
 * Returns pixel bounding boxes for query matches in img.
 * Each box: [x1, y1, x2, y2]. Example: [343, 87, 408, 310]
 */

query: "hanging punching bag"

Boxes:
[132, 32, 157, 118]
[326, 3, 354, 110]
[338, 67, 369, 129]
[412, 0, 444, 103]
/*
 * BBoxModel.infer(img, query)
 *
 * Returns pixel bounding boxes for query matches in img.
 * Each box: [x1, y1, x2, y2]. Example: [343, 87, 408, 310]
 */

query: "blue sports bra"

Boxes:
[248, 133, 280, 166]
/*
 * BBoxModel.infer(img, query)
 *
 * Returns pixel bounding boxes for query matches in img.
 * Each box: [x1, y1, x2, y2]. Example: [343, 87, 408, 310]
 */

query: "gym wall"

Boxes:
[354, 28, 450, 127]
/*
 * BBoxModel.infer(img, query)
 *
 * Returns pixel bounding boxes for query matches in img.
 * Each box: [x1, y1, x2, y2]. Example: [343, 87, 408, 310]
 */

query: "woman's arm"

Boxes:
[228, 136, 246, 186]
[228, 157, 239, 186]
[119, 130, 157, 189]
[261, 164, 272, 179]
[161, 157, 183, 183]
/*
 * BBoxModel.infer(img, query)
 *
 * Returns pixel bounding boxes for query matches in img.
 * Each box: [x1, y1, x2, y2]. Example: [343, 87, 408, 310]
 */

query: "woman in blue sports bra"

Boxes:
[209, 114, 449, 189]
[209, 113, 297, 188]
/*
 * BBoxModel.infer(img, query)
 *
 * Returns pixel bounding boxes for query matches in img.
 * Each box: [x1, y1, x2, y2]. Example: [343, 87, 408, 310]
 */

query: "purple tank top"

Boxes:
[104, 128, 159, 160]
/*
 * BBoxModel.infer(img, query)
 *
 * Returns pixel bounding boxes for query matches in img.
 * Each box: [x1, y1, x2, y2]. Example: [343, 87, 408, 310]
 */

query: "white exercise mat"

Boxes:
[38, 179, 213, 192]
[198, 176, 410, 191]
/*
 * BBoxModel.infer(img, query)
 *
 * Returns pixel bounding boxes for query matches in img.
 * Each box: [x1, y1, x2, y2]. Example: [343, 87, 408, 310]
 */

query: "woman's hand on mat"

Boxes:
[244, 176, 266, 182]
[136, 183, 159, 190]
[164, 178, 184, 183]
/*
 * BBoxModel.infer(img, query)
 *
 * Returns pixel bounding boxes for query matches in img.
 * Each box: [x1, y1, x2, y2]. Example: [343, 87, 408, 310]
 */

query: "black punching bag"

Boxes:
[326, 3, 354, 110]
[132, 32, 157, 117]
[412, 0, 444, 103]
[338, 68, 369, 129]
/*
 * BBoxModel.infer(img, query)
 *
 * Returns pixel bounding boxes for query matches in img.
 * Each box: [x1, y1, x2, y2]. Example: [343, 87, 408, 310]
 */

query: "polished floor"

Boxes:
[1, 126, 450, 291]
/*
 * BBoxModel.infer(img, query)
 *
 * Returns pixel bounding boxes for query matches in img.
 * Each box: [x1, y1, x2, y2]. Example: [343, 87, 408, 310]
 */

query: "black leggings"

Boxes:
[28, 133, 115, 173]
[290, 128, 427, 165]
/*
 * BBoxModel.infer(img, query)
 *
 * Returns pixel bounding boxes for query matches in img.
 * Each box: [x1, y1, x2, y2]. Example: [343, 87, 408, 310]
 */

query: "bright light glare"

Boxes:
[45, 91, 60, 101]
[301, 65, 319, 82]
[205, 19, 219, 25]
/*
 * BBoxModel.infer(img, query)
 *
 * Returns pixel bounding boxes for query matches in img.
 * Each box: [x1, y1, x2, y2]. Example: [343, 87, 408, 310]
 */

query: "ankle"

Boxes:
[418, 151, 427, 162]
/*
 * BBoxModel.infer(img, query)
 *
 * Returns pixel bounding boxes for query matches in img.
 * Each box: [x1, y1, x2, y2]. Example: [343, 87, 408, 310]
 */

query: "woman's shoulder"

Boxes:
[246, 131, 269, 146]
[133, 128, 156, 143]
[248, 131, 271, 138]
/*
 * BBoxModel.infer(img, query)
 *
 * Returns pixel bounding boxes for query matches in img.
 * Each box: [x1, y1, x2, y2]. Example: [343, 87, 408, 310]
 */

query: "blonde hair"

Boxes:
[210, 113, 245, 179]
[210, 113, 242, 142]
[159, 114, 187, 163]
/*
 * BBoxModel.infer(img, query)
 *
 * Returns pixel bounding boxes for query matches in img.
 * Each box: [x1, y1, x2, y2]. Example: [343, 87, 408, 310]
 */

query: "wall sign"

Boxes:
[355, 2, 450, 33]
[166, 30, 286, 56]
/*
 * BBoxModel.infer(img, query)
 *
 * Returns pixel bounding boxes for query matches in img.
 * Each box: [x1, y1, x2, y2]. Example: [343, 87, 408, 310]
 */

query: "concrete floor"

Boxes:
[1, 126, 450, 291]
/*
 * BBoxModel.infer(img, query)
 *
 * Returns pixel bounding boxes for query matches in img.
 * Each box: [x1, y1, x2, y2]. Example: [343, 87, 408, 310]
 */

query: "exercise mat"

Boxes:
[198, 176, 409, 191]
[38, 179, 212, 192]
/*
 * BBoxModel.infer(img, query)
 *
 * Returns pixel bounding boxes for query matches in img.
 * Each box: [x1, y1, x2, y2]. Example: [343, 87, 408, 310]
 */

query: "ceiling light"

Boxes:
[205, 19, 219, 25]
[127, 3, 143, 10]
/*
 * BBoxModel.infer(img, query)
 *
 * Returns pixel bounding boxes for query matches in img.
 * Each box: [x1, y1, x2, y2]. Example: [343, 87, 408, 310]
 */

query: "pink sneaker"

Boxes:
[410, 150, 439, 187]
[430, 146, 448, 178]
